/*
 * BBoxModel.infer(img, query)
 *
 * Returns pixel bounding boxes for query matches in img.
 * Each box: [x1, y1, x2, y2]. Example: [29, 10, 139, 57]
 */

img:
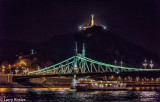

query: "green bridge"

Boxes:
[27, 43, 160, 76]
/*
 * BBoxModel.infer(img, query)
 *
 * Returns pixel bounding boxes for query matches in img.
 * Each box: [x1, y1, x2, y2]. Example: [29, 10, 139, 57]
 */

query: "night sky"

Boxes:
[0, 0, 160, 56]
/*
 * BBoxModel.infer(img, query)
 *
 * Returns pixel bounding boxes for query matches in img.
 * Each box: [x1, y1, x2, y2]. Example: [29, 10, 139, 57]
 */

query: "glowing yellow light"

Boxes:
[0, 88, 7, 93]
[8, 65, 11, 68]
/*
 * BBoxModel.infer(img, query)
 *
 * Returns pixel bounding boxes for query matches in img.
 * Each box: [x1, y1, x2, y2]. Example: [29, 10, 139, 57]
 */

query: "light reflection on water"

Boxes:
[0, 88, 160, 102]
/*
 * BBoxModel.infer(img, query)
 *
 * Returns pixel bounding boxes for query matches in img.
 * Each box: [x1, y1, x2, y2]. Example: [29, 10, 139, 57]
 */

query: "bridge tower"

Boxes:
[82, 43, 86, 73]
[82, 43, 85, 57]
[74, 42, 78, 55]
[74, 42, 78, 73]
[71, 43, 78, 89]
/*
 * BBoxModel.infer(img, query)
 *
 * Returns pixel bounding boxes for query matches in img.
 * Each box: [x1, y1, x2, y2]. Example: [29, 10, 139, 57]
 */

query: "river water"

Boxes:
[0, 88, 160, 102]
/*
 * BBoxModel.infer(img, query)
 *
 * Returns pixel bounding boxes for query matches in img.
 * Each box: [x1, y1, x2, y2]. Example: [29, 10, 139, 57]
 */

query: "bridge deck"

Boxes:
[14, 71, 160, 79]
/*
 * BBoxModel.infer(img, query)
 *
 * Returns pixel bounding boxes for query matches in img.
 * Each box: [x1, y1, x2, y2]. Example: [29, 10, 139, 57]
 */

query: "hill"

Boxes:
[1, 26, 160, 68]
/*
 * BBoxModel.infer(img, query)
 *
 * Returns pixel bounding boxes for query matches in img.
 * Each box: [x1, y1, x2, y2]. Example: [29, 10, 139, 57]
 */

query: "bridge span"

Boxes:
[12, 43, 160, 88]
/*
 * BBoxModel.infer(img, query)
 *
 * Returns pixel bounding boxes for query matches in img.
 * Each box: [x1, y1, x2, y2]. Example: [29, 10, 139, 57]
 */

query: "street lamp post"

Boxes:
[114, 60, 117, 66]
[2, 65, 5, 74]
[149, 60, 154, 69]
[38, 66, 40, 70]
[143, 59, 148, 69]
[8, 65, 11, 74]
[15, 67, 19, 75]
[120, 61, 123, 67]
[23, 68, 27, 74]
[114, 60, 117, 72]
[2, 68, 5, 74]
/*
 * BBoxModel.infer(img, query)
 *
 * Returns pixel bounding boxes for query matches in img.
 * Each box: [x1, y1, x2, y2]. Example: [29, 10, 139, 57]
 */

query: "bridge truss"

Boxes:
[27, 43, 160, 75]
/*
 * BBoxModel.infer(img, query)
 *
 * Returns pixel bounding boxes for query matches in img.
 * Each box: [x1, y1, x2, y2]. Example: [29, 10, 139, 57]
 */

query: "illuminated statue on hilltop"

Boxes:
[79, 14, 95, 30]
[79, 14, 106, 31]
[91, 14, 94, 27]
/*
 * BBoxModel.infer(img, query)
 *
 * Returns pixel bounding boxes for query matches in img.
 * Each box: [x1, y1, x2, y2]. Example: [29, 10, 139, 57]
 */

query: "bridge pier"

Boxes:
[71, 74, 77, 89]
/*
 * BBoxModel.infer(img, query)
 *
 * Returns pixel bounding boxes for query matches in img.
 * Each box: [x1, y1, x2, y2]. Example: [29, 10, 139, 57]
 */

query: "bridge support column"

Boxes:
[71, 74, 77, 89]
